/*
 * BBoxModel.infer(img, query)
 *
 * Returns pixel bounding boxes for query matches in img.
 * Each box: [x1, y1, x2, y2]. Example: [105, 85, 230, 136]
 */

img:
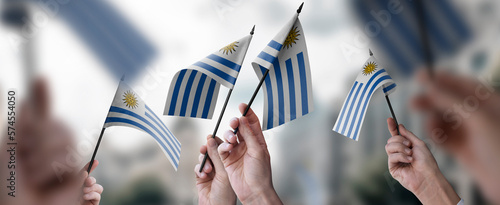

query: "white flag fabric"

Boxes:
[333, 56, 396, 141]
[105, 82, 181, 170]
[252, 13, 314, 130]
[164, 34, 252, 119]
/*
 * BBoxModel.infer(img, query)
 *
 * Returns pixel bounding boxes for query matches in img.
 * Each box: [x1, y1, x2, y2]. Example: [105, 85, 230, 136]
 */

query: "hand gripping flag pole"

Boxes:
[199, 26, 256, 172]
[369, 49, 401, 135]
[199, 2, 306, 171]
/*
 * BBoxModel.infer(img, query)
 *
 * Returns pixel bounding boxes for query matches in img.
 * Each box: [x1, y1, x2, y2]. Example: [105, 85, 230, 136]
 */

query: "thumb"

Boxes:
[206, 138, 225, 171]
[32, 77, 51, 118]
[399, 125, 423, 145]
[82, 160, 99, 175]
[238, 103, 260, 125]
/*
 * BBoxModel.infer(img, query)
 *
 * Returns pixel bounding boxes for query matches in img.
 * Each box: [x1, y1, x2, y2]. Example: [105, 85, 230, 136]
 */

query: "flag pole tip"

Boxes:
[369, 49, 373, 56]
[297, 2, 304, 13]
[250, 25, 255, 35]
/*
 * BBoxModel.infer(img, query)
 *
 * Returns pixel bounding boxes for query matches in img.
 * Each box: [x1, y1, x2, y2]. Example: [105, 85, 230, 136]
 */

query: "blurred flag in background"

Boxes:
[352, 0, 471, 76]
[39, 0, 156, 80]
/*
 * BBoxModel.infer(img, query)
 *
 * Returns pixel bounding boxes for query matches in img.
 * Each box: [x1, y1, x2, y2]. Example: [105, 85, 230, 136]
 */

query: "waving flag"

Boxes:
[333, 56, 396, 141]
[105, 82, 181, 170]
[164, 34, 253, 119]
[252, 13, 313, 130]
[352, 0, 470, 76]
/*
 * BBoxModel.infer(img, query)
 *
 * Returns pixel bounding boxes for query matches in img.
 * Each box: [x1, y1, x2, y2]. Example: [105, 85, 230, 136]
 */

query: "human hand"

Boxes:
[217, 103, 282, 205]
[17, 78, 75, 189]
[81, 160, 103, 205]
[411, 70, 500, 202]
[195, 135, 236, 205]
[386, 118, 459, 205]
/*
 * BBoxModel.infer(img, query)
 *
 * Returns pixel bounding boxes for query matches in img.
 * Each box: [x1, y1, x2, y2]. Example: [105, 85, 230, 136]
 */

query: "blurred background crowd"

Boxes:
[1, 0, 499, 204]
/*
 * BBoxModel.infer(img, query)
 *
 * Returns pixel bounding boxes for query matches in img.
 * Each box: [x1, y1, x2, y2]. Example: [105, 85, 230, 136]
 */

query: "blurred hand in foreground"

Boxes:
[1, 78, 103, 205]
[412, 70, 500, 203]
[195, 135, 236, 205]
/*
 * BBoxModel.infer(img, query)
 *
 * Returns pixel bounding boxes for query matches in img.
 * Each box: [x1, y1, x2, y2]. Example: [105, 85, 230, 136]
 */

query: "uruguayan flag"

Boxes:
[333, 56, 396, 141]
[164, 34, 253, 119]
[352, 0, 470, 76]
[105, 82, 181, 170]
[252, 13, 314, 130]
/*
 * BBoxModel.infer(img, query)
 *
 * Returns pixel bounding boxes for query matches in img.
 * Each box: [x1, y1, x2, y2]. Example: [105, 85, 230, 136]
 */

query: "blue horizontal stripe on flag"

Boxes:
[145, 106, 181, 149]
[180, 71, 198, 116]
[191, 74, 207, 118]
[207, 54, 241, 72]
[374, 0, 425, 61]
[258, 51, 277, 64]
[355, 1, 413, 74]
[285, 58, 296, 121]
[145, 112, 181, 152]
[105, 117, 178, 167]
[260, 65, 274, 130]
[297, 52, 309, 116]
[109, 106, 180, 157]
[341, 82, 363, 135]
[383, 83, 396, 93]
[193, 61, 236, 85]
[335, 81, 359, 132]
[268, 40, 283, 51]
[202, 79, 217, 119]
[435, 0, 470, 39]
[273, 60, 285, 126]
[353, 75, 392, 140]
[169, 70, 187, 115]
[347, 69, 387, 137]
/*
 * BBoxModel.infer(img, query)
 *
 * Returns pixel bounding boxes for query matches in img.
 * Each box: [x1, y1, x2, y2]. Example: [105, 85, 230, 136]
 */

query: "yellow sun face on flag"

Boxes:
[283, 26, 300, 50]
[220, 41, 239, 55]
[123, 91, 138, 109]
[362, 62, 377, 75]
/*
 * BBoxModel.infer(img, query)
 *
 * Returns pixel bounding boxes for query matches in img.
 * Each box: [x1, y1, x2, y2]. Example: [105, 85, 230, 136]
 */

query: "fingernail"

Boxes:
[208, 139, 216, 147]
[403, 140, 410, 146]
[407, 156, 413, 161]
[405, 148, 411, 154]
[83, 194, 89, 199]
[225, 143, 231, 149]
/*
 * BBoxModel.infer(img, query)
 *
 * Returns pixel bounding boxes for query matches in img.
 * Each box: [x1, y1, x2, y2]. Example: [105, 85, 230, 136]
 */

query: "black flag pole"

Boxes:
[369, 49, 401, 135]
[86, 75, 124, 173]
[233, 2, 304, 135]
[199, 25, 256, 172]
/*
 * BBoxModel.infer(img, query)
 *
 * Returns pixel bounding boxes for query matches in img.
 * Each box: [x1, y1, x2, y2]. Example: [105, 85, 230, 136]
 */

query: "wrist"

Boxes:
[242, 185, 282, 205]
[415, 170, 460, 205]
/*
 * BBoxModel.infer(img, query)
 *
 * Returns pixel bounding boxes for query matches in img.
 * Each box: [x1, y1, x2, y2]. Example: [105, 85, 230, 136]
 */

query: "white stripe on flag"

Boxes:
[333, 69, 394, 140]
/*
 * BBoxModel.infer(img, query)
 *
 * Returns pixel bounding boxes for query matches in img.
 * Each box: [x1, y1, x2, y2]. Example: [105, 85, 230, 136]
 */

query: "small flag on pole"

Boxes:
[252, 12, 313, 130]
[333, 56, 396, 141]
[105, 82, 181, 170]
[164, 34, 253, 119]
